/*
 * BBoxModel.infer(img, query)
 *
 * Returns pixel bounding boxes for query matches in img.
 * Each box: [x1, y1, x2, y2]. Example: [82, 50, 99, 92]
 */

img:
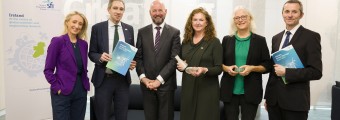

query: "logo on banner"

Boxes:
[36, 0, 55, 10]
[7, 33, 47, 76]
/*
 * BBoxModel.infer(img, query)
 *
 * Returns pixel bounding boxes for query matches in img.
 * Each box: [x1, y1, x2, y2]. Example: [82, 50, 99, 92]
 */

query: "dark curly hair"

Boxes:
[183, 7, 216, 44]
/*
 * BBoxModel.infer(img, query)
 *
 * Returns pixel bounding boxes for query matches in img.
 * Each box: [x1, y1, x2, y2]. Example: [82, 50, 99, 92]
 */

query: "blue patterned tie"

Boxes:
[281, 31, 291, 49]
[154, 27, 161, 52]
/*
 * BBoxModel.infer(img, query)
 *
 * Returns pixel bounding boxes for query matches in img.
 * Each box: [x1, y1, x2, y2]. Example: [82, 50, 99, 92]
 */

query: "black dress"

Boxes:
[180, 37, 223, 120]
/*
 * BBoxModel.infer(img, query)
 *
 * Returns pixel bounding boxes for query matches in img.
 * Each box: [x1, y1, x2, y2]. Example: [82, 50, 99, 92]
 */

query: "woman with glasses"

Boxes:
[220, 6, 271, 120]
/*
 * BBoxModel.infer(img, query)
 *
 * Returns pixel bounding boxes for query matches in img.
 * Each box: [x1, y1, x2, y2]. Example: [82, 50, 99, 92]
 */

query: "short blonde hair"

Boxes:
[63, 11, 88, 40]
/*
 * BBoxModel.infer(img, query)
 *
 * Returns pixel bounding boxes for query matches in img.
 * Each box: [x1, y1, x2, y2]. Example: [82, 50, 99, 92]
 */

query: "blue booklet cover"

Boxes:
[106, 41, 137, 75]
[272, 45, 304, 84]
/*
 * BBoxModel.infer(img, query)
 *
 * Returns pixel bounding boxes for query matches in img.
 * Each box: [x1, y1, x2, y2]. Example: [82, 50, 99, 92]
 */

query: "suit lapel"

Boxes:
[103, 21, 109, 53]
[289, 26, 304, 46]
[146, 25, 155, 53]
[121, 22, 130, 45]
[63, 34, 76, 64]
[155, 24, 170, 55]
[273, 30, 285, 53]
[229, 36, 236, 64]
[246, 34, 255, 64]
[78, 40, 87, 69]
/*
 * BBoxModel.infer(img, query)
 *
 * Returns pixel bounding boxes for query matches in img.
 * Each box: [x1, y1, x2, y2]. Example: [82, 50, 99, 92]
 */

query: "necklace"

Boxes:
[72, 42, 76, 48]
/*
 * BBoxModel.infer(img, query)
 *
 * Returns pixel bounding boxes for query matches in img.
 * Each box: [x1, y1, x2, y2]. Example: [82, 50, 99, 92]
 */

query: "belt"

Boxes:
[105, 72, 123, 78]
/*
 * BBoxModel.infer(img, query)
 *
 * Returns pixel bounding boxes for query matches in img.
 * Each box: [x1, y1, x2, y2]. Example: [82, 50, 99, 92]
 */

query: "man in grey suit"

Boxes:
[135, 0, 181, 120]
[88, 0, 135, 120]
[264, 0, 322, 120]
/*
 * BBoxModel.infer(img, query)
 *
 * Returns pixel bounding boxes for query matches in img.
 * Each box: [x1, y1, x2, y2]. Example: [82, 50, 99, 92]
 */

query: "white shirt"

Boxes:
[152, 22, 165, 46]
[108, 20, 125, 54]
[106, 20, 125, 74]
[139, 22, 166, 84]
[279, 24, 301, 50]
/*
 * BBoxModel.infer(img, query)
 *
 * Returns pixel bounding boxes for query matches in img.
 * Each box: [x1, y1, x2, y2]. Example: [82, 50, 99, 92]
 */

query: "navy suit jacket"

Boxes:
[44, 34, 90, 95]
[89, 21, 134, 87]
[135, 24, 181, 91]
[264, 26, 322, 111]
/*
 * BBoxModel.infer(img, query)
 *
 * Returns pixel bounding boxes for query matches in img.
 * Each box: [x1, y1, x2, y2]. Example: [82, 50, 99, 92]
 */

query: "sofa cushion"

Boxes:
[128, 84, 144, 110]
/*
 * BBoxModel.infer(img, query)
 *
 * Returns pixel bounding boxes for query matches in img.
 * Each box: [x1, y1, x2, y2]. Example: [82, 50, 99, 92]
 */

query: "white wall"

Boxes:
[0, 0, 5, 111]
[335, 0, 340, 84]
[337, 0, 340, 82]
[304, 0, 338, 106]
[1, 1, 339, 118]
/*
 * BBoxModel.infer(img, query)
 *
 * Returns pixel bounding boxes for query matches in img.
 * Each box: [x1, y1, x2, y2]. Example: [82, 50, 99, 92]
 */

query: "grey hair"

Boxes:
[229, 6, 256, 35]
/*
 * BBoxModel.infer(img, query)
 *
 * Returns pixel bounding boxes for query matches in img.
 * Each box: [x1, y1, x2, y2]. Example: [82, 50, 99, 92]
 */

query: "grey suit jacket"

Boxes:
[135, 23, 181, 91]
[89, 20, 134, 87]
[264, 26, 322, 111]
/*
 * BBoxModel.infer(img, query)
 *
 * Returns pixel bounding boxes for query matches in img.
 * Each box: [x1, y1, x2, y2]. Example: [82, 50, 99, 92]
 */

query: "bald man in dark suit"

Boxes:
[135, 1, 181, 120]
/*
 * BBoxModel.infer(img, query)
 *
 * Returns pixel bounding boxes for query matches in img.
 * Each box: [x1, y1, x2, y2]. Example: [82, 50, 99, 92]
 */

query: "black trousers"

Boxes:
[51, 76, 87, 120]
[142, 90, 175, 120]
[223, 94, 258, 120]
[94, 75, 129, 120]
[267, 104, 308, 120]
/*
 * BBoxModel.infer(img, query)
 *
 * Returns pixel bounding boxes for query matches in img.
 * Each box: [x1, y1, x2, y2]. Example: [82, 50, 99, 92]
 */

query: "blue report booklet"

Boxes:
[106, 41, 137, 75]
[272, 45, 304, 84]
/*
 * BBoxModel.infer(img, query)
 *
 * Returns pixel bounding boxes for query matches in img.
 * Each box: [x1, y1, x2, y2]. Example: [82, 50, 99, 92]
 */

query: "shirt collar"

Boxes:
[108, 20, 122, 27]
[285, 24, 300, 35]
[152, 22, 165, 29]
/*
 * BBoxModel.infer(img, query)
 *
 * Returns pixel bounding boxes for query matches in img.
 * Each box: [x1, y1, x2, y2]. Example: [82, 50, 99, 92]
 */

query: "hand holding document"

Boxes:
[271, 45, 304, 84]
[106, 41, 137, 75]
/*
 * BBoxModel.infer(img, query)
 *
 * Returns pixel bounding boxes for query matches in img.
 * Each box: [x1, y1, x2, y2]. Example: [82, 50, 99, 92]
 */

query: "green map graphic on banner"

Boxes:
[33, 42, 45, 58]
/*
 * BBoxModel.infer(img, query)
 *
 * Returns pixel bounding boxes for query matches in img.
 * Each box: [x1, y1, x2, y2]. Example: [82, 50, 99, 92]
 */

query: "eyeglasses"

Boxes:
[233, 15, 248, 21]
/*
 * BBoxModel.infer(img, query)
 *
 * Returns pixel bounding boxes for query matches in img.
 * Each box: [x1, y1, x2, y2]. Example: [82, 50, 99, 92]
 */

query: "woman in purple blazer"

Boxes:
[44, 11, 90, 120]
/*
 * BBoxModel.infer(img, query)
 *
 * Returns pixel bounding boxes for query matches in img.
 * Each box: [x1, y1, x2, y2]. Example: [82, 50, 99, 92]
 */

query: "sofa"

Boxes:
[90, 84, 181, 120]
[332, 81, 340, 120]
[127, 84, 181, 120]
[90, 84, 225, 120]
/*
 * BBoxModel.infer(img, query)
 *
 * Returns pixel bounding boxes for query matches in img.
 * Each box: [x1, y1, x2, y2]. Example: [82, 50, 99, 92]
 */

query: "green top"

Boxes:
[233, 32, 251, 94]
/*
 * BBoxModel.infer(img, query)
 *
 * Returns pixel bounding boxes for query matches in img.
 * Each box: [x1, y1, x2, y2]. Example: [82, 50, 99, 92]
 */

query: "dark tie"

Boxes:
[281, 31, 291, 49]
[113, 25, 119, 51]
[154, 27, 161, 52]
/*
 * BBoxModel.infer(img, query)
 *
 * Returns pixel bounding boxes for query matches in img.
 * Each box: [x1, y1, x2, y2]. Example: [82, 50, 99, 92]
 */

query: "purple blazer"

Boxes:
[44, 34, 90, 95]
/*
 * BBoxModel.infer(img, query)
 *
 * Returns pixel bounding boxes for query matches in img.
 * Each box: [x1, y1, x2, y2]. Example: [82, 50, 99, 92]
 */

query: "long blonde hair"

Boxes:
[63, 11, 88, 40]
[183, 7, 216, 44]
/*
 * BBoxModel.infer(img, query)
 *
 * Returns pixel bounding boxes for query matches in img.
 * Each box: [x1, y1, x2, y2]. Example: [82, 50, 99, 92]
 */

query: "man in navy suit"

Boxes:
[88, 0, 135, 120]
[264, 0, 322, 120]
[135, 0, 181, 120]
